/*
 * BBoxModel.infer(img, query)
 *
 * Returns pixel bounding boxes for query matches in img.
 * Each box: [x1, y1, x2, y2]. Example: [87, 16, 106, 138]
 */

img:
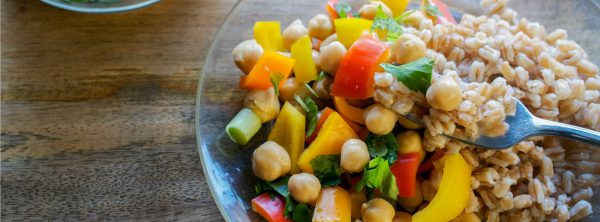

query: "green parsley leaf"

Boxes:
[292, 203, 313, 222]
[371, 5, 403, 42]
[380, 57, 434, 93]
[365, 133, 399, 165]
[303, 97, 319, 137]
[334, 3, 352, 18]
[310, 155, 343, 186]
[356, 157, 399, 201]
[270, 72, 285, 96]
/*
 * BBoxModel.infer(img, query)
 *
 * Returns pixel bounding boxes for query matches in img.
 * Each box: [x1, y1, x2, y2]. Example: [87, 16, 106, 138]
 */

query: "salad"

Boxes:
[224, 0, 599, 221]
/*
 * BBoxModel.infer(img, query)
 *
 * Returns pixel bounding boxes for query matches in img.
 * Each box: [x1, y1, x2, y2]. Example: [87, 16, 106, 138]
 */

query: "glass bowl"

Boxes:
[41, 0, 160, 13]
[196, 0, 600, 221]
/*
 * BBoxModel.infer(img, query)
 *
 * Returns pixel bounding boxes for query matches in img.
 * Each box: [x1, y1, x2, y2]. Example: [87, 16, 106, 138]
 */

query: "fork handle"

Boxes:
[535, 118, 600, 147]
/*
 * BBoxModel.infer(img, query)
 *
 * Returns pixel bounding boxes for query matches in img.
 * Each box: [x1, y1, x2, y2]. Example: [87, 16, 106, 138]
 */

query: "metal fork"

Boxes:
[403, 98, 600, 149]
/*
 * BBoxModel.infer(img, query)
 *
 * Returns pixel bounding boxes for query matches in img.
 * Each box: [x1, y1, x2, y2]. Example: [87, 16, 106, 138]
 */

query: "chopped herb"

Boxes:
[254, 177, 313, 219]
[371, 5, 403, 42]
[380, 57, 434, 93]
[365, 133, 399, 165]
[352, 12, 361, 18]
[310, 155, 343, 186]
[270, 72, 285, 96]
[292, 203, 313, 222]
[334, 2, 352, 18]
[422, 0, 442, 19]
[303, 97, 319, 137]
[316, 71, 329, 82]
[356, 157, 399, 201]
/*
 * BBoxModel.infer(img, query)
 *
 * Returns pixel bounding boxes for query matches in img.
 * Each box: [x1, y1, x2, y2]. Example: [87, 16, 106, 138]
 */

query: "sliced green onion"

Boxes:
[226, 108, 262, 145]
[294, 95, 310, 112]
[304, 83, 319, 98]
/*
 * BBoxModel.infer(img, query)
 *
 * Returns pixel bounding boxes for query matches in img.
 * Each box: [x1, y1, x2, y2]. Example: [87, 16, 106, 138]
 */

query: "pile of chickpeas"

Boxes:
[233, 2, 459, 221]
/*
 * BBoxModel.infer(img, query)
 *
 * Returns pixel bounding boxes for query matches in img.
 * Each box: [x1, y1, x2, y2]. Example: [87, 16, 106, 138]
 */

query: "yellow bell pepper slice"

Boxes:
[380, 0, 410, 17]
[412, 154, 472, 222]
[334, 18, 373, 48]
[396, 130, 425, 162]
[297, 111, 358, 173]
[254, 21, 286, 52]
[313, 186, 351, 222]
[268, 102, 306, 173]
[291, 35, 318, 82]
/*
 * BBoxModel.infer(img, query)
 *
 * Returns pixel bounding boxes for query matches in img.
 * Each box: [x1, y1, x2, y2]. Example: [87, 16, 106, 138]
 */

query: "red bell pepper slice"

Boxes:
[251, 193, 292, 222]
[417, 149, 445, 174]
[422, 0, 456, 24]
[331, 35, 389, 99]
[391, 152, 420, 198]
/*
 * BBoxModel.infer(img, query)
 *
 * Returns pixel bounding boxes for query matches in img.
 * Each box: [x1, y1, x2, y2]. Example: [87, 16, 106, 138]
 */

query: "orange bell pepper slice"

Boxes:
[240, 50, 295, 90]
[313, 187, 351, 222]
[252, 193, 292, 222]
[333, 96, 366, 124]
[306, 107, 362, 144]
[331, 35, 389, 99]
[297, 111, 358, 173]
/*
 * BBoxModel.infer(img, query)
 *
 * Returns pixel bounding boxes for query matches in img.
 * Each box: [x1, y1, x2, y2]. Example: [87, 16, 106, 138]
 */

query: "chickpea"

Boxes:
[361, 198, 396, 222]
[282, 19, 308, 51]
[312, 49, 321, 70]
[308, 14, 334, 40]
[426, 77, 462, 111]
[392, 212, 412, 222]
[397, 106, 425, 130]
[279, 77, 301, 102]
[312, 76, 333, 99]
[397, 178, 423, 210]
[232, 39, 264, 74]
[391, 34, 426, 64]
[251, 141, 291, 181]
[396, 130, 424, 162]
[319, 33, 338, 50]
[364, 104, 398, 135]
[318, 41, 346, 74]
[358, 1, 393, 20]
[399, 10, 428, 28]
[288, 173, 321, 205]
[340, 139, 370, 173]
[350, 191, 367, 219]
[244, 87, 280, 123]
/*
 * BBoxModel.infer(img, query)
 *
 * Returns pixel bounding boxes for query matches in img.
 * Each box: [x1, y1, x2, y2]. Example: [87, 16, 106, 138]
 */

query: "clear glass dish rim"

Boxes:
[40, 0, 161, 13]
[195, 0, 243, 221]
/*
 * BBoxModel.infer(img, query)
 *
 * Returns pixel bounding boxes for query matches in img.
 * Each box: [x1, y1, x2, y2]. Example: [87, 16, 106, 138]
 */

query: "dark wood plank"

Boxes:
[1, 0, 235, 220]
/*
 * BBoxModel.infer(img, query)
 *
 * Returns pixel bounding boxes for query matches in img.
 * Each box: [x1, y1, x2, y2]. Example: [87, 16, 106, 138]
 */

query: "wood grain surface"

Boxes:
[1, 0, 236, 220]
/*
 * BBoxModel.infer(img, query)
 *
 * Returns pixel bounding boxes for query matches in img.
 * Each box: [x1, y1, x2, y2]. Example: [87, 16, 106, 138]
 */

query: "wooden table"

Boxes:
[1, 0, 236, 220]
